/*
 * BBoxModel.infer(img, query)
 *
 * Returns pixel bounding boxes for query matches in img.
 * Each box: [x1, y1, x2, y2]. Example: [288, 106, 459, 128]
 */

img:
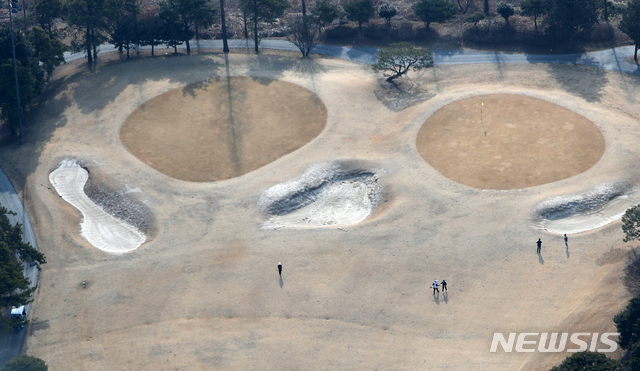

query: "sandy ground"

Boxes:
[416, 94, 605, 190]
[2, 51, 640, 370]
[120, 75, 326, 182]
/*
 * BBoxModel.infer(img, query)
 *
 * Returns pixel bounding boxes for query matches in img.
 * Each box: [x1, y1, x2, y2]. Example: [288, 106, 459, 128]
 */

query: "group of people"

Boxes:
[279, 262, 450, 297]
[536, 234, 569, 254]
[432, 279, 447, 294]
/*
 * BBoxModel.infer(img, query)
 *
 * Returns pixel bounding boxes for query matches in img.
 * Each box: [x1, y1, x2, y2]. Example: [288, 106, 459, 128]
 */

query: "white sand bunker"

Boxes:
[259, 162, 384, 229]
[532, 182, 640, 235]
[49, 160, 146, 253]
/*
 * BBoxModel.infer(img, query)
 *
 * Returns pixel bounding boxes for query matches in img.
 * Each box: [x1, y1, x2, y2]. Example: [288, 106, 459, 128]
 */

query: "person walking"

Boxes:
[278, 262, 282, 276]
[441, 279, 447, 292]
[564, 234, 568, 248]
[432, 279, 439, 295]
[536, 238, 542, 254]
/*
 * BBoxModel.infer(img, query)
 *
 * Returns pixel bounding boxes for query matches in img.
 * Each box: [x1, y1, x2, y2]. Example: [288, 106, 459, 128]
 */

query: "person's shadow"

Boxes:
[443, 291, 448, 304]
[279, 276, 284, 288]
[538, 253, 545, 265]
[433, 291, 440, 305]
[566, 248, 570, 259]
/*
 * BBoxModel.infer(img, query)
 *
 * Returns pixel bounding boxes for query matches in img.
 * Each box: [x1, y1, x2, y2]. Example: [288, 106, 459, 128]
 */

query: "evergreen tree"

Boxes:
[239, 0, 289, 53]
[412, 0, 457, 28]
[33, 0, 63, 38]
[65, 0, 125, 64]
[544, 0, 599, 44]
[28, 27, 65, 80]
[520, 0, 550, 33]
[311, 0, 343, 35]
[343, 0, 375, 30]
[158, 0, 218, 55]
[111, 0, 140, 58]
[0, 28, 44, 136]
[0, 206, 46, 331]
[619, 0, 640, 62]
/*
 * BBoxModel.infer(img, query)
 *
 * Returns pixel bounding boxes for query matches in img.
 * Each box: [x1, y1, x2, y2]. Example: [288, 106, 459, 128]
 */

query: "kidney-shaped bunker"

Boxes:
[259, 161, 385, 229]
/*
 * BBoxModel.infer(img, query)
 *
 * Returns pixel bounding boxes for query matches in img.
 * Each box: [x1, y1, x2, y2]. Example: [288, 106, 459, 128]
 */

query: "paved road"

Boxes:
[0, 168, 39, 367]
[64, 39, 640, 75]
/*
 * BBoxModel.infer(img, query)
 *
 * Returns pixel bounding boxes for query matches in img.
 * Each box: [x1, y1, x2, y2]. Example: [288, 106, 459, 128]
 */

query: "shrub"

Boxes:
[549, 351, 621, 371]
[1, 355, 48, 371]
[465, 12, 486, 27]
[323, 24, 359, 39]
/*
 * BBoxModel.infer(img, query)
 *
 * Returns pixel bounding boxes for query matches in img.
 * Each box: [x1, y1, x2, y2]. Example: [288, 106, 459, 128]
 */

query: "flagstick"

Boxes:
[480, 103, 486, 136]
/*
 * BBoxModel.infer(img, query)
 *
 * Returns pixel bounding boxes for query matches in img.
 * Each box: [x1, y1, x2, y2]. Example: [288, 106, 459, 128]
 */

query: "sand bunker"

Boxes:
[49, 160, 146, 253]
[259, 162, 384, 229]
[120, 76, 327, 182]
[532, 183, 640, 234]
[416, 94, 605, 189]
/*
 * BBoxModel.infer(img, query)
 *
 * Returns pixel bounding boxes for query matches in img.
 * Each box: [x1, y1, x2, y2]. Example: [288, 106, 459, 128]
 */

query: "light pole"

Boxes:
[8, 0, 24, 144]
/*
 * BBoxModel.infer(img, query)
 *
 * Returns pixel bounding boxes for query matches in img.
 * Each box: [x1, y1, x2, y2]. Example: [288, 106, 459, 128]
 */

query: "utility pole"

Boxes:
[8, 0, 24, 144]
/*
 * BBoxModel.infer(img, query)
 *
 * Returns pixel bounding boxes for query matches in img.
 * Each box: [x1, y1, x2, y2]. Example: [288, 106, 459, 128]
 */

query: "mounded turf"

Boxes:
[120, 76, 327, 182]
[416, 94, 605, 189]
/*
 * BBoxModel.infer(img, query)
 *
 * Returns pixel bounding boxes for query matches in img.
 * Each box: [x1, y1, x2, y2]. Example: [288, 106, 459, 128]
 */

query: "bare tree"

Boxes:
[287, 17, 318, 57]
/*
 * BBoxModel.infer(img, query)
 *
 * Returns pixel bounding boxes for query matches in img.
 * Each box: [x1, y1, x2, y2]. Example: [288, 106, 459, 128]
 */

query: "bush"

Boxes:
[323, 25, 359, 39]
[1, 355, 48, 371]
[463, 19, 553, 46]
[363, 24, 387, 39]
[465, 12, 486, 27]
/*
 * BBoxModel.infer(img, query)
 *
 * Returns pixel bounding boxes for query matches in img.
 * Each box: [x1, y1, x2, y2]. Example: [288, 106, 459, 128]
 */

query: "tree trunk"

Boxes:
[22, 0, 27, 35]
[126, 45, 130, 58]
[635, 44, 638, 62]
[86, 27, 93, 64]
[152, 44, 155, 56]
[220, 0, 229, 53]
[386, 72, 403, 82]
[91, 28, 97, 61]
[253, 0, 259, 53]
[174, 44, 177, 54]
[186, 39, 191, 54]
[243, 12, 249, 39]
[484, 0, 489, 14]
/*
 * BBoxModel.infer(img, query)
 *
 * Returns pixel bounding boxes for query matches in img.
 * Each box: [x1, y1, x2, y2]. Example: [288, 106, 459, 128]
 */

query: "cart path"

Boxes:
[0, 166, 39, 367]
[64, 40, 640, 75]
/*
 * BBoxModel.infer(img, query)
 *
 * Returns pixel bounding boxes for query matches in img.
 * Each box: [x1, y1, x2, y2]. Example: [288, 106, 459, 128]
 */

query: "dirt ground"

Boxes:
[416, 94, 605, 189]
[120, 76, 326, 182]
[2, 50, 640, 371]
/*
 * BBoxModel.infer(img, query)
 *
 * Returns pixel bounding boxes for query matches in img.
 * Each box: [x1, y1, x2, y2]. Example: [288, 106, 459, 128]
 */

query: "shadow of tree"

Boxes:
[526, 54, 608, 103]
[374, 79, 436, 112]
